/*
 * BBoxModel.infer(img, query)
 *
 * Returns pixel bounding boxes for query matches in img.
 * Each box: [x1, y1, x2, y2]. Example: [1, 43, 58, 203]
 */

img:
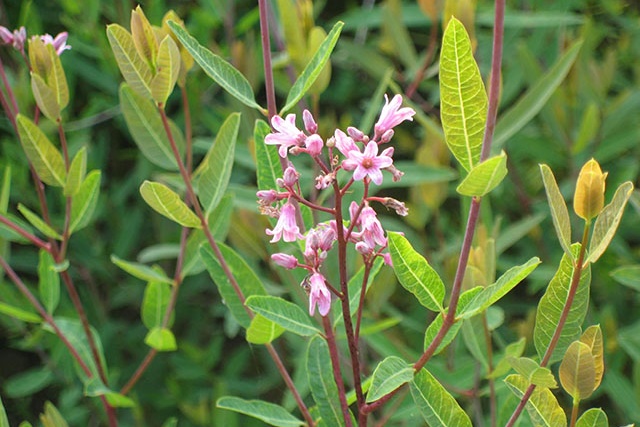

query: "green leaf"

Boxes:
[16, 115, 66, 187]
[200, 243, 267, 328]
[111, 255, 173, 284]
[46, 43, 69, 112]
[493, 40, 583, 150]
[280, 21, 344, 114]
[0, 301, 41, 323]
[410, 368, 472, 427]
[456, 151, 508, 196]
[458, 257, 540, 319]
[30, 72, 60, 121]
[39, 401, 69, 427]
[83, 378, 136, 407]
[168, 21, 262, 111]
[439, 17, 488, 172]
[145, 327, 177, 351]
[255, 119, 281, 191]
[540, 164, 573, 259]
[504, 374, 567, 427]
[246, 314, 285, 344]
[198, 113, 240, 215]
[489, 337, 526, 379]
[119, 83, 180, 170]
[64, 147, 87, 197]
[388, 232, 445, 313]
[307, 336, 348, 427]
[106, 24, 152, 98]
[559, 341, 596, 401]
[151, 36, 181, 105]
[38, 250, 60, 314]
[534, 244, 591, 364]
[610, 265, 640, 292]
[139, 180, 201, 228]
[0, 396, 8, 427]
[586, 181, 634, 264]
[245, 295, 320, 336]
[333, 257, 385, 325]
[366, 356, 414, 403]
[217, 397, 304, 427]
[3, 368, 54, 398]
[507, 357, 558, 388]
[141, 280, 172, 329]
[575, 408, 609, 427]
[69, 170, 101, 233]
[461, 315, 489, 370]
[17, 203, 62, 240]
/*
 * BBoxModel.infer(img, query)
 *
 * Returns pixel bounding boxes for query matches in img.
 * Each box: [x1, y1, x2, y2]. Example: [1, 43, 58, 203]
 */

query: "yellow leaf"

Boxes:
[31, 72, 60, 121]
[106, 24, 153, 98]
[574, 158, 607, 221]
[45, 43, 69, 113]
[580, 325, 604, 391]
[150, 35, 181, 105]
[131, 5, 158, 67]
[559, 341, 596, 401]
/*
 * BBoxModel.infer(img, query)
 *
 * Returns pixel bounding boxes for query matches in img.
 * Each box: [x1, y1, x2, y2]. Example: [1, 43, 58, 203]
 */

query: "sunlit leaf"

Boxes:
[216, 397, 304, 427]
[130, 5, 157, 66]
[16, 115, 66, 187]
[151, 36, 181, 105]
[507, 356, 558, 388]
[245, 295, 320, 337]
[39, 401, 69, 427]
[575, 408, 609, 427]
[456, 151, 508, 196]
[84, 378, 135, 407]
[489, 337, 526, 379]
[17, 203, 61, 240]
[106, 24, 152, 98]
[410, 368, 472, 427]
[246, 314, 285, 345]
[139, 180, 201, 228]
[30, 72, 59, 121]
[69, 170, 101, 233]
[46, 43, 69, 113]
[367, 356, 414, 403]
[580, 325, 604, 391]
[504, 374, 567, 427]
[0, 395, 9, 427]
[540, 164, 573, 259]
[559, 341, 596, 401]
[144, 327, 177, 351]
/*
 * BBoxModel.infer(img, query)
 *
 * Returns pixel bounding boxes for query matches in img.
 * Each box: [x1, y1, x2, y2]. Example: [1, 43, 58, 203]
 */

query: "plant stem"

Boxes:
[482, 314, 497, 427]
[570, 400, 579, 427]
[354, 260, 373, 342]
[0, 56, 19, 115]
[322, 316, 354, 427]
[258, 0, 277, 120]
[181, 85, 193, 174]
[0, 213, 50, 250]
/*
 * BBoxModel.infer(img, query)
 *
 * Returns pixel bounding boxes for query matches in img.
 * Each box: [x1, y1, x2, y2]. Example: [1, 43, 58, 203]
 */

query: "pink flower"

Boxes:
[303, 110, 318, 134]
[359, 206, 387, 248]
[271, 253, 299, 269]
[374, 94, 415, 137]
[342, 141, 393, 185]
[304, 134, 324, 157]
[266, 201, 303, 242]
[265, 114, 306, 158]
[308, 272, 331, 316]
[0, 26, 26, 51]
[41, 32, 71, 55]
[334, 129, 359, 157]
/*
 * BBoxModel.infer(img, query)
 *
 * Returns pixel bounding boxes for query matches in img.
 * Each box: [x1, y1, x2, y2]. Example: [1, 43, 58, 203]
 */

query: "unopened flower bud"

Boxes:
[347, 126, 365, 142]
[574, 158, 607, 221]
[305, 134, 324, 157]
[380, 129, 395, 143]
[303, 110, 318, 134]
[283, 166, 300, 187]
[271, 253, 299, 269]
[257, 189, 279, 204]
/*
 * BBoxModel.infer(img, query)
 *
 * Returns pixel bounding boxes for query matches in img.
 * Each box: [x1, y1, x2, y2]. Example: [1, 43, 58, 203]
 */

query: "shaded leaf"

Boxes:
[540, 164, 573, 259]
[245, 295, 320, 336]
[489, 337, 526, 379]
[456, 151, 508, 196]
[106, 24, 152, 98]
[38, 250, 60, 315]
[31, 72, 59, 121]
[0, 302, 41, 323]
[610, 265, 640, 292]
[144, 327, 177, 351]
[39, 401, 69, 427]
[84, 378, 135, 407]
[307, 336, 348, 427]
[111, 255, 173, 284]
[17, 203, 61, 240]
[16, 115, 66, 187]
[217, 397, 304, 427]
[367, 356, 414, 403]
[580, 325, 604, 391]
[69, 170, 101, 233]
[140, 180, 201, 228]
[0, 397, 6, 427]
[507, 356, 558, 388]
[46, 43, 69, 113]
[504, 374, 567, 427]
[246, 314, 285, 345]
[254, 119, 281, 191]
[141, 281, 172, 329]
[64, 147, 87, 197]
[410, 368, 472, 427]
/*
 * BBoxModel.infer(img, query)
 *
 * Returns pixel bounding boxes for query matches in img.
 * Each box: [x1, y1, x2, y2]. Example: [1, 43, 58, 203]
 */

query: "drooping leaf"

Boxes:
[540, 164, 573, 259]
[559, 341, 596, 401]
[111, 255, 173, 284]
[141, 280, 172, 329]
[144, 327, 177, 351]
[507, 356, 558, 388]
[17, 203, 61, 240]
[307, 336, 349, 427]
[139, 180, 201, 228]
[575, 408, 609, 427]
[281, 21, 344, 114]
[151, 35, 181, 105]
[106, 24, 152, 98]
[456, 151, 508, 196]
[246, 314, 285, 345]
[0, 302, 41, 323]
[586, 181, 634, 264]
[31, 72, 60, 121]
[534, 244, 591, 364]
[610, 265, 640, 292]
[217, 397, 305, 427]
[200, 243, 267, 328]
[64, 147, 87, 197]
[197, 113, 240, 215]
[504, 374, 567, 427]
[38, 250, 60, 315]
[245, 295, 320, 337]
[16, 115, 66, 187]
[69, 170, 101, 233]
[168, 21, 262, 111]
[255, 119, 281, 191]
[367, 356, 414, 403]
[580, 325, 604, 391]
[410, 368, 472, 427]
[388, 232, 445, 313]
[439, 17, 487, 172]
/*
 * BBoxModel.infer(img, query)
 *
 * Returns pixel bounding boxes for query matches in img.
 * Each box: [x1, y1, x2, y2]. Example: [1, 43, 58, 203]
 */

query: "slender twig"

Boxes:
[0, 213, 50, 250]
[181, 86, 193, 175]
[482, 314, 497, 427]
[570, 400, 579, 427]
[322, 316, 354, 427]
[354, 260, 373, 342]
[258, 0, 277, 119]
[0, 56, 19, 115]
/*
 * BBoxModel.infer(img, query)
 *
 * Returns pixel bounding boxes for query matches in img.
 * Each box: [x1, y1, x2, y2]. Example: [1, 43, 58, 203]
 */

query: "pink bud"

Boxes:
[347, 126, 365, 142]
[271, 253, 298, 269]
[283, 166, 300, 187]
[304, 134, 324, 157]
[303, 110, 318, 134]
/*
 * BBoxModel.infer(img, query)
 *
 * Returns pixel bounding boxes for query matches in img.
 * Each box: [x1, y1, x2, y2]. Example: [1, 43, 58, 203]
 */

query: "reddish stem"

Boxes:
[0, 213, 50, 250]
[258, 0, 277, 119]
[322, 316, 354, 427]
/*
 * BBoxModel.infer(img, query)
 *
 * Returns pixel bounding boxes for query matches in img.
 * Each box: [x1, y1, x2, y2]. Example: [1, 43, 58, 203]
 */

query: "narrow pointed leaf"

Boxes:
[388, 232, 445, 313]
[70, 170, 101, 233]
[458, 257, 540, 319]
[144, 327, 177, 351]
[168, 21, 262, 110]
[245, 295, 320, 336]
[410, 368, 472, 427]
[141, 281, 172, 329]
[575, 408, 609, 427]
[17, 203, 61, 240]
[38, 250, 60, 315]
[507, 356, 558, 388]
[30, 72, 60, 121]
[0, 302, 41, 323]
[559, 341, 596, 400]
[151, 36, 181, 104]
[586, 181, 634, 264]
[255, 119, 280, 191]
[505, 374, 567, 427]
[46, 43, 69, 111]
[456, 151, 508, 196]
[111, 255, 173, 284]
[64, 147, 87, 197]
[217, 397, 304, 427]
[439, 17, 488, 172]
[200, 243, 267, 329]
[307, 336, 348, 427]
[246, 314, 285, 344]
[140, 180, 201, 228]
[198, 113, 240, 215]
[580, 325, 604, 390]
[367, 356, 414, 403]
[333, 257, 385, 325]
[16, 115, 66, 187]
[281, 21, 344, 114]
[540, 164, 573, 259]
[534, 244, 591, 364]
[107, 24, 152, 98]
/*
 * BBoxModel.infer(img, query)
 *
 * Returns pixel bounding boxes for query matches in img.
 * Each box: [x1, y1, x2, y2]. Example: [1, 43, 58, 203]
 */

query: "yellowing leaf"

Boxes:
[559, 341, 596, 401]
[540, 164, 573, 260]
[16, 115, 66, 187]
[151, 35, 181, 105]
[505, 374, 567, 427]
[580, 325, 604, 391]
[131, 5, 158, 66]
[139, 181, 201, 228]
[107, 24, 153, 98]
[46, 43, 69, 113]
[30, 72, 60, 121]
[575, 408, 609, 427]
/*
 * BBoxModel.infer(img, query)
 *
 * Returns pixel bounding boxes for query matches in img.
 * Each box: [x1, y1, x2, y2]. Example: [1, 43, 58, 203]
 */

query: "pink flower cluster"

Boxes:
[258, 94, 415, 317]
[0, 26, 71, 55]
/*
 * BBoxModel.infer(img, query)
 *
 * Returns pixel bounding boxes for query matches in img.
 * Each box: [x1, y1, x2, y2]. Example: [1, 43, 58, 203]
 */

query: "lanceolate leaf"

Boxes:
[70, 170, 101, 233]
[254, 119, 280, 191]
[580, 325, 604, 389]
[46, 43, 69, 112]
[246, 314, 285, 345]
[0, 302, 41, 323]
[0, 396, 9, 427]
[439, 17, 488, 172]
[216, 397, 304, 427]
[31, 72, 59, 121]
[16, 115, 66, 187]
[367, 356, 414, 403]
[281, 21, 344, 114]
[111, 255, 173, 284]
[559, 341, 596, 400]
[17, 203, 61, 240]
[139, 180, 201, 228]
[64, 147, 87, 197]
[456, 151, 508, 196]
[540, 164, 573, 259]
[388, 232, 445, 313]
[307, 336, 348, 427]
[575, 408, 609, 427]
[534, 244, 591, 364]
[106, 24, 152, 98]
[505, 374, 567, 427]
[141, 281, 172, 329]
[168, 21, 262, 111]
[586, 181, 634, 264]
[38, 250, 60, 315]
[198, 113, 240, 215]
[151, 36, 181, 105]
[410, 368, 472, 427]
[245, 295, 320, 336]
[333, 257, 385, 325]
